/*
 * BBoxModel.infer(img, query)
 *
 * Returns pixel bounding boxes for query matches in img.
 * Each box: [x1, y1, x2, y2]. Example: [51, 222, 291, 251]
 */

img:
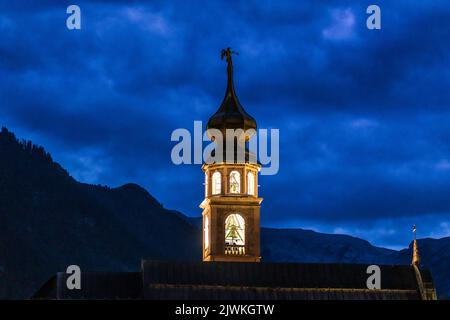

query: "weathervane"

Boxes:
[221, 47, 239, 88]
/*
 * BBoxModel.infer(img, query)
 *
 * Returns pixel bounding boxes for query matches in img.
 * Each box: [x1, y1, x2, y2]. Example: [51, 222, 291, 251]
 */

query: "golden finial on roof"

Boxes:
[412, 225, 421, 267]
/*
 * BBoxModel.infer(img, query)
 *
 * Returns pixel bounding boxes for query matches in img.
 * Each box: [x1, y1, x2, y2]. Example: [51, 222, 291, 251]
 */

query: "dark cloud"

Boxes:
[1, 0, 449, 248]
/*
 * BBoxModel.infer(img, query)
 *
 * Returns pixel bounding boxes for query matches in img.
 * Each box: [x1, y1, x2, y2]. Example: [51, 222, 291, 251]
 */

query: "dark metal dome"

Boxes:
[206, 48, 257, 136]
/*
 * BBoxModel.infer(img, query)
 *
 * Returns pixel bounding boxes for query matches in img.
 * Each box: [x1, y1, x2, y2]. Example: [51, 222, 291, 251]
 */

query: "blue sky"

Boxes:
[1, 1, 449, 249]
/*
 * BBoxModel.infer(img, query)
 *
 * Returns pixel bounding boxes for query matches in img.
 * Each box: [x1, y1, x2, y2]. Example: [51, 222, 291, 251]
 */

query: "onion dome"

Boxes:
[206, 48, 256, 139]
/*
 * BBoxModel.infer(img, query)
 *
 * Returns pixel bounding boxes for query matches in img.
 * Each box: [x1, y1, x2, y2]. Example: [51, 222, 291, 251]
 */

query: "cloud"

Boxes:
[0, 0, 449, 247]
[348, 118, 378, 130]
[123, 7, 171, 36]
[435, 160, 450, 171]
[322, 8, 356, 40]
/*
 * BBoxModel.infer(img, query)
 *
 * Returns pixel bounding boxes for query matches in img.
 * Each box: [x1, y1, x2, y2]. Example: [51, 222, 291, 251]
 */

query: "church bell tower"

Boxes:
[200, 48, 262, 262]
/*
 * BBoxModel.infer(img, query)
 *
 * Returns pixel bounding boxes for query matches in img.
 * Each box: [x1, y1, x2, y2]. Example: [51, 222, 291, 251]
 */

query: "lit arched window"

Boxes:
[212, 171, 221, 195]
[204, 216, 209, 250]
[229, 171, 240, 193]
[247, 172, 255, 195]
[225, 214, 245, 247]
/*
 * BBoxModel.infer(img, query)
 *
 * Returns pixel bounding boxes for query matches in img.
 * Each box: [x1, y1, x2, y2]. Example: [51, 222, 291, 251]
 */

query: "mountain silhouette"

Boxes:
[0, 127, 449, 299]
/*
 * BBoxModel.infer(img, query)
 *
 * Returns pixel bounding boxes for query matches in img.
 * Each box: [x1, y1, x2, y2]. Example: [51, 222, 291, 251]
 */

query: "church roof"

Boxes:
[33, 260, 436, 300]
[206, 48, 257, 134]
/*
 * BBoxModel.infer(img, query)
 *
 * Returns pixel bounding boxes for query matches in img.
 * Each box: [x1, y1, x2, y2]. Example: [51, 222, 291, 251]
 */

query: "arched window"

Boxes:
[229, 171, 240, 193]
[212, 171, 221, 195]
[225, 214, 245, 247]
[204, 216, 209, 250]
[247, 172, 255, 196]
[205, 173, 208, 197]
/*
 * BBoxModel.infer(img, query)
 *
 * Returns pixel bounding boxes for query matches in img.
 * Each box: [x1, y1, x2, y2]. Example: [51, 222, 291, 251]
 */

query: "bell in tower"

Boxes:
[200, 48, 262, 262]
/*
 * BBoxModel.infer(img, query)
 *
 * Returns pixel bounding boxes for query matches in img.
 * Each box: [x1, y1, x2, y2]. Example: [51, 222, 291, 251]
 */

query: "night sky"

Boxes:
[1, 1, 449, 249]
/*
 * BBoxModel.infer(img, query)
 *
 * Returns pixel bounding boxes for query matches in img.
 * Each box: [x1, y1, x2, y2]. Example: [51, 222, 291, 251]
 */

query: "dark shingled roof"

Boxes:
[145, 284, 420, 300]
[34, 272, 142, 300]
[33, 261, 435, 300]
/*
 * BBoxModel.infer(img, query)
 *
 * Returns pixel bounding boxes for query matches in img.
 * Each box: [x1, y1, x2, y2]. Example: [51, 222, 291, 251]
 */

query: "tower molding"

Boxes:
[201, 49, 262, 262]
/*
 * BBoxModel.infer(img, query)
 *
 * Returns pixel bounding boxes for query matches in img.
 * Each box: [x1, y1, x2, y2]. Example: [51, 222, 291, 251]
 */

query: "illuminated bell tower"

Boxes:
[200, 48, 262, 262]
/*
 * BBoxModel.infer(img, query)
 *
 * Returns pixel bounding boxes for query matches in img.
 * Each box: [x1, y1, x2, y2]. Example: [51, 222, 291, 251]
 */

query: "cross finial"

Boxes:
[221, 48, 239, 91]
[221, 47, 239, 64]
